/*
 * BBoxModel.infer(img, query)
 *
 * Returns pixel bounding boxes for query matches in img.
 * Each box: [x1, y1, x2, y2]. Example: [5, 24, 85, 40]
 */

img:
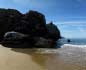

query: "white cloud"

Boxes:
[54, 21, 86, 34]
[53, 20, 86, 38]
[54, 21, 86, 26]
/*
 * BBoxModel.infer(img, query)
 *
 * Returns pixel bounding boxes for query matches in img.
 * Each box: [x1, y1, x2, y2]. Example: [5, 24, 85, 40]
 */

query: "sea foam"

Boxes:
[62, 44, 86, 48]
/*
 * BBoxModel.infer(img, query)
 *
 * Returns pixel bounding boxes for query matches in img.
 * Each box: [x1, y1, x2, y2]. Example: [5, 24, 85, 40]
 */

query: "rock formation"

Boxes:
[0, 8, 61, 48]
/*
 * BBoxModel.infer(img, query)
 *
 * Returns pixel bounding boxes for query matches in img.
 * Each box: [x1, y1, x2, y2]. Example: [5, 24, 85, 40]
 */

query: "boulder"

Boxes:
[4, 31, 28, 40]
[67, 39, 71, 42]
[2, 31, 35, 48]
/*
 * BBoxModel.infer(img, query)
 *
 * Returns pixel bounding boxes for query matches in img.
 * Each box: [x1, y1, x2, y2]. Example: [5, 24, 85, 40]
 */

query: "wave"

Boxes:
[62, 44, 86, 48]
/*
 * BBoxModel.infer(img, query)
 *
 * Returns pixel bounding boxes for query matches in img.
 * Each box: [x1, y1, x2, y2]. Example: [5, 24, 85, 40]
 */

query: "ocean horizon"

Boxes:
[57, 38, 86, 48]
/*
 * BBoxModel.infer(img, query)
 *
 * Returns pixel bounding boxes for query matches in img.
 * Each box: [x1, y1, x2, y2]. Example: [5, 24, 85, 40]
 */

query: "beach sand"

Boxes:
[0, 44, 85, 70]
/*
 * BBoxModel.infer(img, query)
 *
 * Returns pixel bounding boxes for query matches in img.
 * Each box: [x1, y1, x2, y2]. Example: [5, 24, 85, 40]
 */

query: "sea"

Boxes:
[57, 38, 86, 48]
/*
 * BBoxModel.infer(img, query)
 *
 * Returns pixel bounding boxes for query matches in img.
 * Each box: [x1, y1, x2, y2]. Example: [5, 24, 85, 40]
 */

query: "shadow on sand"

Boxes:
[11, 48, 55, 68]
[0, 41, 62, 67]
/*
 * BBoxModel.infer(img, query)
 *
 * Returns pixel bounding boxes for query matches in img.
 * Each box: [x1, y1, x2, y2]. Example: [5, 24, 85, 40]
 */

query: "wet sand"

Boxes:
[0, 44, 85, 70]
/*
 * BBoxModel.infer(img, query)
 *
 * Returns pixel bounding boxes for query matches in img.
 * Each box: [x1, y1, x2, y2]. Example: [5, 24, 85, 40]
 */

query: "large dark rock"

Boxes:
[0, 8, 61, 48]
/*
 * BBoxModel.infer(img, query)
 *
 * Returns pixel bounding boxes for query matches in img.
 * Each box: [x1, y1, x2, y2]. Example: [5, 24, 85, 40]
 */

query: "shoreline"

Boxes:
[0, 44, 85, 70]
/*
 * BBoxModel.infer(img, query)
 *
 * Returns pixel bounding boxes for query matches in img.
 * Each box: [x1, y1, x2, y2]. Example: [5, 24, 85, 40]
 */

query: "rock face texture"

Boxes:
[0, 8, 61, 48]
[0, 9, 22, 41]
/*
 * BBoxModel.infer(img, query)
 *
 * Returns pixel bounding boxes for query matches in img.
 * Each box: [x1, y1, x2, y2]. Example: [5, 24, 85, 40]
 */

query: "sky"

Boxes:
[0, 0, 86, 38]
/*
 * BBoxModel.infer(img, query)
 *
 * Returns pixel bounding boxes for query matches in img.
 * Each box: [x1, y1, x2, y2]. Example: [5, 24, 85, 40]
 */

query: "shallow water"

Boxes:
[58, 38, 86, 45]
[0, 44, 86, 70]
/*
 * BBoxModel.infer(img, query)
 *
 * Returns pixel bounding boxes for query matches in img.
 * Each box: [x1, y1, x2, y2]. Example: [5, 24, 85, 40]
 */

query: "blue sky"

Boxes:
[0, 0, 86, 38]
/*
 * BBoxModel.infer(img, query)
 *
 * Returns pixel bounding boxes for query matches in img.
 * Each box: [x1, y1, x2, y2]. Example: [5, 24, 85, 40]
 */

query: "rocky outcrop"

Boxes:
[14, 10, 48, 37]
[0, 8, 61, 48]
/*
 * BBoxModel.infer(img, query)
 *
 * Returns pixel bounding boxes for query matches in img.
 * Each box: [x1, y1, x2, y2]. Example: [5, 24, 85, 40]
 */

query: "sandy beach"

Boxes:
[0, 44, 85, 70]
